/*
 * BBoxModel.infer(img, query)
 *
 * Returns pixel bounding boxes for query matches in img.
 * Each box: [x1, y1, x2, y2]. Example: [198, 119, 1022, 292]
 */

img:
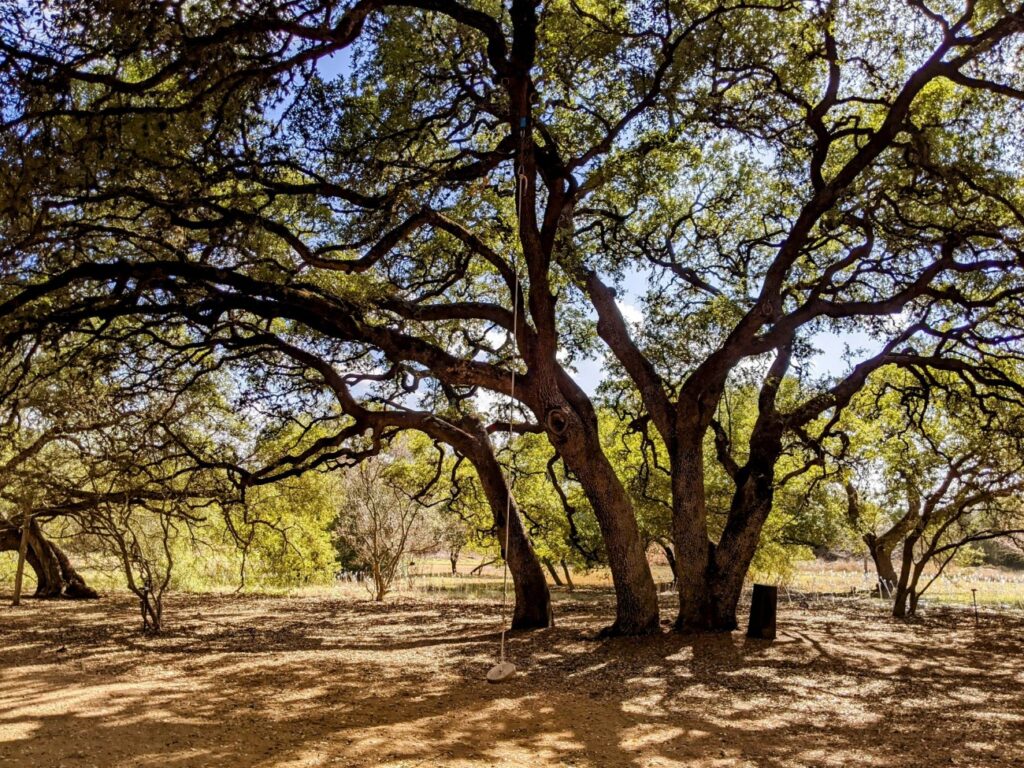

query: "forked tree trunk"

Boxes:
[0, 518, 98, 600]
[892, 530, 921, 619]
[849, 482, 922, 601]
[138, 588, 163, 634]
[674, 430, 779, 633]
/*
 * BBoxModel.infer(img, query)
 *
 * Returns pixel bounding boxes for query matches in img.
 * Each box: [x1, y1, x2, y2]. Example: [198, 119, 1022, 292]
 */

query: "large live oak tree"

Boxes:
[2, 0, 1023, 632]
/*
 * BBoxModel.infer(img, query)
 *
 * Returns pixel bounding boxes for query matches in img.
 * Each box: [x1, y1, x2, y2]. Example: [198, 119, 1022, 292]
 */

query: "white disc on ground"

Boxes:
[486, 661, 516, 683]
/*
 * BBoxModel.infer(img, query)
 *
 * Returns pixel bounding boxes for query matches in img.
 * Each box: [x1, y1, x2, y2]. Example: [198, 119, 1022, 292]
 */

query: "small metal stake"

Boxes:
[971, 588, 979, 627]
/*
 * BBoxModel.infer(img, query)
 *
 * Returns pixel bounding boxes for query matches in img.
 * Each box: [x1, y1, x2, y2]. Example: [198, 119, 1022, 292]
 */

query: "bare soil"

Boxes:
[1, 590, 1022, 768]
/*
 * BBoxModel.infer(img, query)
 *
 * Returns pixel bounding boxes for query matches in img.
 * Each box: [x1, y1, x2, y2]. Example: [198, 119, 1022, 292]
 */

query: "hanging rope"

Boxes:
[497, 115, 530, 666]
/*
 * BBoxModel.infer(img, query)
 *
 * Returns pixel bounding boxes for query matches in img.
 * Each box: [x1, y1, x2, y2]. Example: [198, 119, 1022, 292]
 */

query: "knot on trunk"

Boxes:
[545, 407, 569, 436]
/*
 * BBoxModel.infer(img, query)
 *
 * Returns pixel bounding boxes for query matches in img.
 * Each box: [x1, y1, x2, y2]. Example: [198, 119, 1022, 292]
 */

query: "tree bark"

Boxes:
[706, 504, 773, 632]
[674, 420, 780, 633]
[892, 530, 920, 619]
[659, 541, 678, 584]
[560, 559, 574, 592]
[542, 558, 563, 586]
[672, 440, 716, 630]
[554, 422, 659, 634]
[0, 518, 98, 600]
[502, 498, 554, 629]
[850, 480, 921, 600]
[139, 588, 163, 634]
[463, 426, 553, 630]
[51, 539, 99, 599]
[864, 533, 899, 597]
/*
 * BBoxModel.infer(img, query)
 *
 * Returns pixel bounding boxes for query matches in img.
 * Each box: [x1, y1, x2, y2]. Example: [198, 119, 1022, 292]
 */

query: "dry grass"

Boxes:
[2, 588, 1024, 768]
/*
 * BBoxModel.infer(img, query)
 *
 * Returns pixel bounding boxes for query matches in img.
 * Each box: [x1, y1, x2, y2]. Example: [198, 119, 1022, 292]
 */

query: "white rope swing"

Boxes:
[486, 121, 530, 684]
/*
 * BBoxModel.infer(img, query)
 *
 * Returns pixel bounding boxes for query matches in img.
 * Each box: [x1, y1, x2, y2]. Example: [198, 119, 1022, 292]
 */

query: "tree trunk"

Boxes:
[432, 418, 553, 629]
[503, 503, 553, 629]
[560, 559, 574, 592]
[672, 441, 717, 631]
[892, 584, 909, 618]
[542, 558, 563, 586]
[50, 539, 98, 599]
[0, 518, 98, 600]
[892, 532, 919, 619]
[139, 588, 163, 634]
[674, 427, 780, 633]
[554, 422, 659, 635]
[660, 541, 678, 584]
[864, 534, 899, 597]
[464, 433, 553, 630]
[372, 563, 386, 601]
[902, 557, 928, 618]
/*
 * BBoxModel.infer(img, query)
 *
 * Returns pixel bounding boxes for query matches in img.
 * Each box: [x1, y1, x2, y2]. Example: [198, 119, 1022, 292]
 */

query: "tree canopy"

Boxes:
[2, 0, 1023, 633]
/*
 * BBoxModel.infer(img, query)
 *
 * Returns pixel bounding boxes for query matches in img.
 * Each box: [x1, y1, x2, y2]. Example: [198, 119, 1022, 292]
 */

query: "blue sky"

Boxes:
[567, 265, 878, 396]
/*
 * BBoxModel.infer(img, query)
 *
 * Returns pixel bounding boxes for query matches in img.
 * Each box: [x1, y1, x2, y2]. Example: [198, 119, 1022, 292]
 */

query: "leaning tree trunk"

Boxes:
[707, 510, 771, 632]
[560, 559, 574, 592]
[892, 529, 923, 619]
[465, 433, 553, 630]
[864, 533, 900, 597]
[659, 540, 678, 585]
[418, 415, 553, 629]
[542, 558, 563, 586]
[501, 496, 554, 629]
[0, 518, 98, 600]
[554, 423, 660, 635]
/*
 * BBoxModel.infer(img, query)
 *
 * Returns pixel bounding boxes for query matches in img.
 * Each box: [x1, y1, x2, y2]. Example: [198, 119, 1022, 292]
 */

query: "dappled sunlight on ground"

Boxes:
[1, 590, 1022, 767]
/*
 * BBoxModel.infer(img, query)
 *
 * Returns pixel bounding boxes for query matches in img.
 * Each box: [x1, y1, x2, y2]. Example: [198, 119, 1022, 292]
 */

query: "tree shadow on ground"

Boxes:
[1, 590, 1022, 768]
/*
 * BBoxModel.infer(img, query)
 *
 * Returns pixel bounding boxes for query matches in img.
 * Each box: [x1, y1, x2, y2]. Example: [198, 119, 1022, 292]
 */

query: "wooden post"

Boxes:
[12, 511, 31, 607]
[746, 583, 777, 640]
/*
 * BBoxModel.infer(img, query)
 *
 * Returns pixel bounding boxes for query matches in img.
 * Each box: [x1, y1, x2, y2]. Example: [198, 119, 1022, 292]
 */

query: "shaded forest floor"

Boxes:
[2, 590, 1023, 768]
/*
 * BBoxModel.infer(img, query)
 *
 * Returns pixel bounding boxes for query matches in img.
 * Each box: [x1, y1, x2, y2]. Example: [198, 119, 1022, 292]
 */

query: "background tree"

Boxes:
[839, 371, 1024, 617]
[335, 444, 434, 602]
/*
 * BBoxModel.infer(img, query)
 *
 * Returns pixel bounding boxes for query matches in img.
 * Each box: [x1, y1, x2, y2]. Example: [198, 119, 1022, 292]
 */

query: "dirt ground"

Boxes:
[1, 590, 1022, 768]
